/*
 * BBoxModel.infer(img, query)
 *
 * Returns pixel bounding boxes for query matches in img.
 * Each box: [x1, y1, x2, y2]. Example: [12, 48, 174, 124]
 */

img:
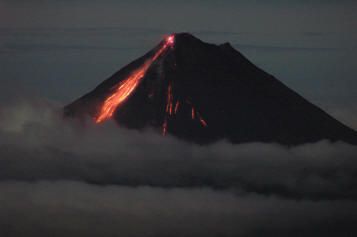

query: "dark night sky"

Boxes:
[0, 1, 357, 236]
[0, 0, 357, 129]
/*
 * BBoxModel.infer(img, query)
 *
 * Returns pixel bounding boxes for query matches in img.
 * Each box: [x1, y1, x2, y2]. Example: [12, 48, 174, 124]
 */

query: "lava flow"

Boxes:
[162, 83, 208, 135]
[95, 35, 175, 123]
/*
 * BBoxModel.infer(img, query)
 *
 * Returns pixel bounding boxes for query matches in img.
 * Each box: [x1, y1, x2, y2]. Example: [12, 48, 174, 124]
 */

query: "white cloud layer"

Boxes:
[0, 98, 356, 236]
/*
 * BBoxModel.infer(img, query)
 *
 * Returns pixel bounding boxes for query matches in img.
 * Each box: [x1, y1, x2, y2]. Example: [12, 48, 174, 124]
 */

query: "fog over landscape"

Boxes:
[0, 96, 356, 236]
[1, 0, 357, 236]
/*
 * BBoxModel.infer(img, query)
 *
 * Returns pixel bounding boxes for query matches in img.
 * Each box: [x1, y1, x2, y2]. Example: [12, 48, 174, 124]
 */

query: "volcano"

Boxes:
[64, 33, 357, 145]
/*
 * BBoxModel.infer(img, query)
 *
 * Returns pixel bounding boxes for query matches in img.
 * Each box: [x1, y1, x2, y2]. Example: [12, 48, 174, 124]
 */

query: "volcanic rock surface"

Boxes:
[64, 33, 357, 145]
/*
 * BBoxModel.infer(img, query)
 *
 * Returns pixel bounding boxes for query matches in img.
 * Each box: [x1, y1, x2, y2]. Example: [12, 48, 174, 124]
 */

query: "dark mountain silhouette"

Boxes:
[64, 33, 357, 145]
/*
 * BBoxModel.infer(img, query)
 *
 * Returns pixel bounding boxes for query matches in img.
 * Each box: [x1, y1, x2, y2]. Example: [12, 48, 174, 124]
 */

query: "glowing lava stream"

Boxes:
[95, 35, 175, 123]
[162, 83, 208, 136]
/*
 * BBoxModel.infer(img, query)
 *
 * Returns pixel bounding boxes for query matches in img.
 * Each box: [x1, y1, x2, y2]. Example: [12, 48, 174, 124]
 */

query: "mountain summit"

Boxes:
[64, 33, 357, 145]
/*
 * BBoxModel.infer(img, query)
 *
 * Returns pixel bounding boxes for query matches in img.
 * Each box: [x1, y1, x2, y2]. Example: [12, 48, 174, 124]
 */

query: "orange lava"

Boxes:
[165, 83, 173, 115]
[94, 33, 207, 135]
[162, 90, 208, 134]
[198, 114, 208, 127]
[191, 107, 195, 120]
[95, 35, 175, 123]
[174, 101, 180, 114]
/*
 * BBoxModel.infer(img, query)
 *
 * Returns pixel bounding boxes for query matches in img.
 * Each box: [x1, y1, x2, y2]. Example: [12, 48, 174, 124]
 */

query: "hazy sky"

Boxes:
[1, 2, 357, 236]
[0, 0, 356, 128]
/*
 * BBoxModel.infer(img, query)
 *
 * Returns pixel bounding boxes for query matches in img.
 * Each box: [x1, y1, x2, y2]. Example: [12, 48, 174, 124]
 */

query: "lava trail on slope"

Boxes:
[65, 33, 357, 145]
[95, 35, 175, 123]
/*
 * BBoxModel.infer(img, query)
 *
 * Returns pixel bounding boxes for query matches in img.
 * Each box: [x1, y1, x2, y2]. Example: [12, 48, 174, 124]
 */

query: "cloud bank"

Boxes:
[0, 98, 356, 236]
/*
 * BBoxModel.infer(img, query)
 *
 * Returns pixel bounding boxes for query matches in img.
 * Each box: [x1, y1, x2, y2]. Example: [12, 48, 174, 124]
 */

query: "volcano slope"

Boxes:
[64, 33, 357, 145]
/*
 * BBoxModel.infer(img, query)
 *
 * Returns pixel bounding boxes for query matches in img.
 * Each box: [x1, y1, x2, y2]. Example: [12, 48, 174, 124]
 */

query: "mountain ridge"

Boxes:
[64, 32, 357, 145]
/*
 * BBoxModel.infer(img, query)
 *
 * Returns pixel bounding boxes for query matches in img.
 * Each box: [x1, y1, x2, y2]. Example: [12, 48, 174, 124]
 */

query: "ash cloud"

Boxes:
[0, 97, 357, 236]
